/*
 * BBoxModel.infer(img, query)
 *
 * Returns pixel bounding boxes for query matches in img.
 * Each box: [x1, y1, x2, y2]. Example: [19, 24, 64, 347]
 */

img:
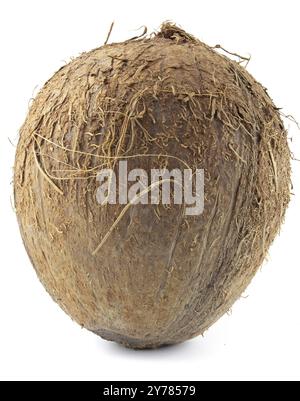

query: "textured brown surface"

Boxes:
[14, 24, 291, 348]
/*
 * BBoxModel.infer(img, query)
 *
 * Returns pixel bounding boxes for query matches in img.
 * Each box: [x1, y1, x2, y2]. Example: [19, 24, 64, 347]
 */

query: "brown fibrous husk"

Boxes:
[14, 23, 291, 349]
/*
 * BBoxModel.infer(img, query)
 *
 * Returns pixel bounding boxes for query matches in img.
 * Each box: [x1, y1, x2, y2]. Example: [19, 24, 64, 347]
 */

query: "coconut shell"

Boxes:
[14, 23, 291, 348]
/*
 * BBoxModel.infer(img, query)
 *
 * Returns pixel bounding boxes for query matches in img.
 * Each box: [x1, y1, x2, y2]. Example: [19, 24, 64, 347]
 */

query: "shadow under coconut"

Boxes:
[96, 336, 214, 361]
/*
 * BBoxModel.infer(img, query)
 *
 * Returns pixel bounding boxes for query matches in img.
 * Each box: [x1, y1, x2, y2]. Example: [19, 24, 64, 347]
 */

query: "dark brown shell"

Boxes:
[14, 23, 291, 348]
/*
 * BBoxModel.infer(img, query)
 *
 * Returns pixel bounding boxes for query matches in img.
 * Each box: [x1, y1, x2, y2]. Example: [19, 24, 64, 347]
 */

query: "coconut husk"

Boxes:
[14, 23, 291, 348]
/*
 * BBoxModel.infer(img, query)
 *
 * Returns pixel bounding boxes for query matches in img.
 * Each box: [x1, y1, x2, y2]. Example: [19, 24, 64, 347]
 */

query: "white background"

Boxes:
[0, 0, 299, 381]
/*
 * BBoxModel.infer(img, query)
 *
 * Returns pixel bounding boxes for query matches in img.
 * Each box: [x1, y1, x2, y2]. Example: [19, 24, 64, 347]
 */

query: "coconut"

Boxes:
[14, 23, 291, 349]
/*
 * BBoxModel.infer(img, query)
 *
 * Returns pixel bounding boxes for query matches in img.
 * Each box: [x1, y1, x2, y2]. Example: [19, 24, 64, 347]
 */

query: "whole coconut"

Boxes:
[14, 23, 290, 348]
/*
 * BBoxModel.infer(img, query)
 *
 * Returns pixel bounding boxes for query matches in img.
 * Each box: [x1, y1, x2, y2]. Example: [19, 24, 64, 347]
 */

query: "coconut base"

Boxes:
[93, 328, 181, 350]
